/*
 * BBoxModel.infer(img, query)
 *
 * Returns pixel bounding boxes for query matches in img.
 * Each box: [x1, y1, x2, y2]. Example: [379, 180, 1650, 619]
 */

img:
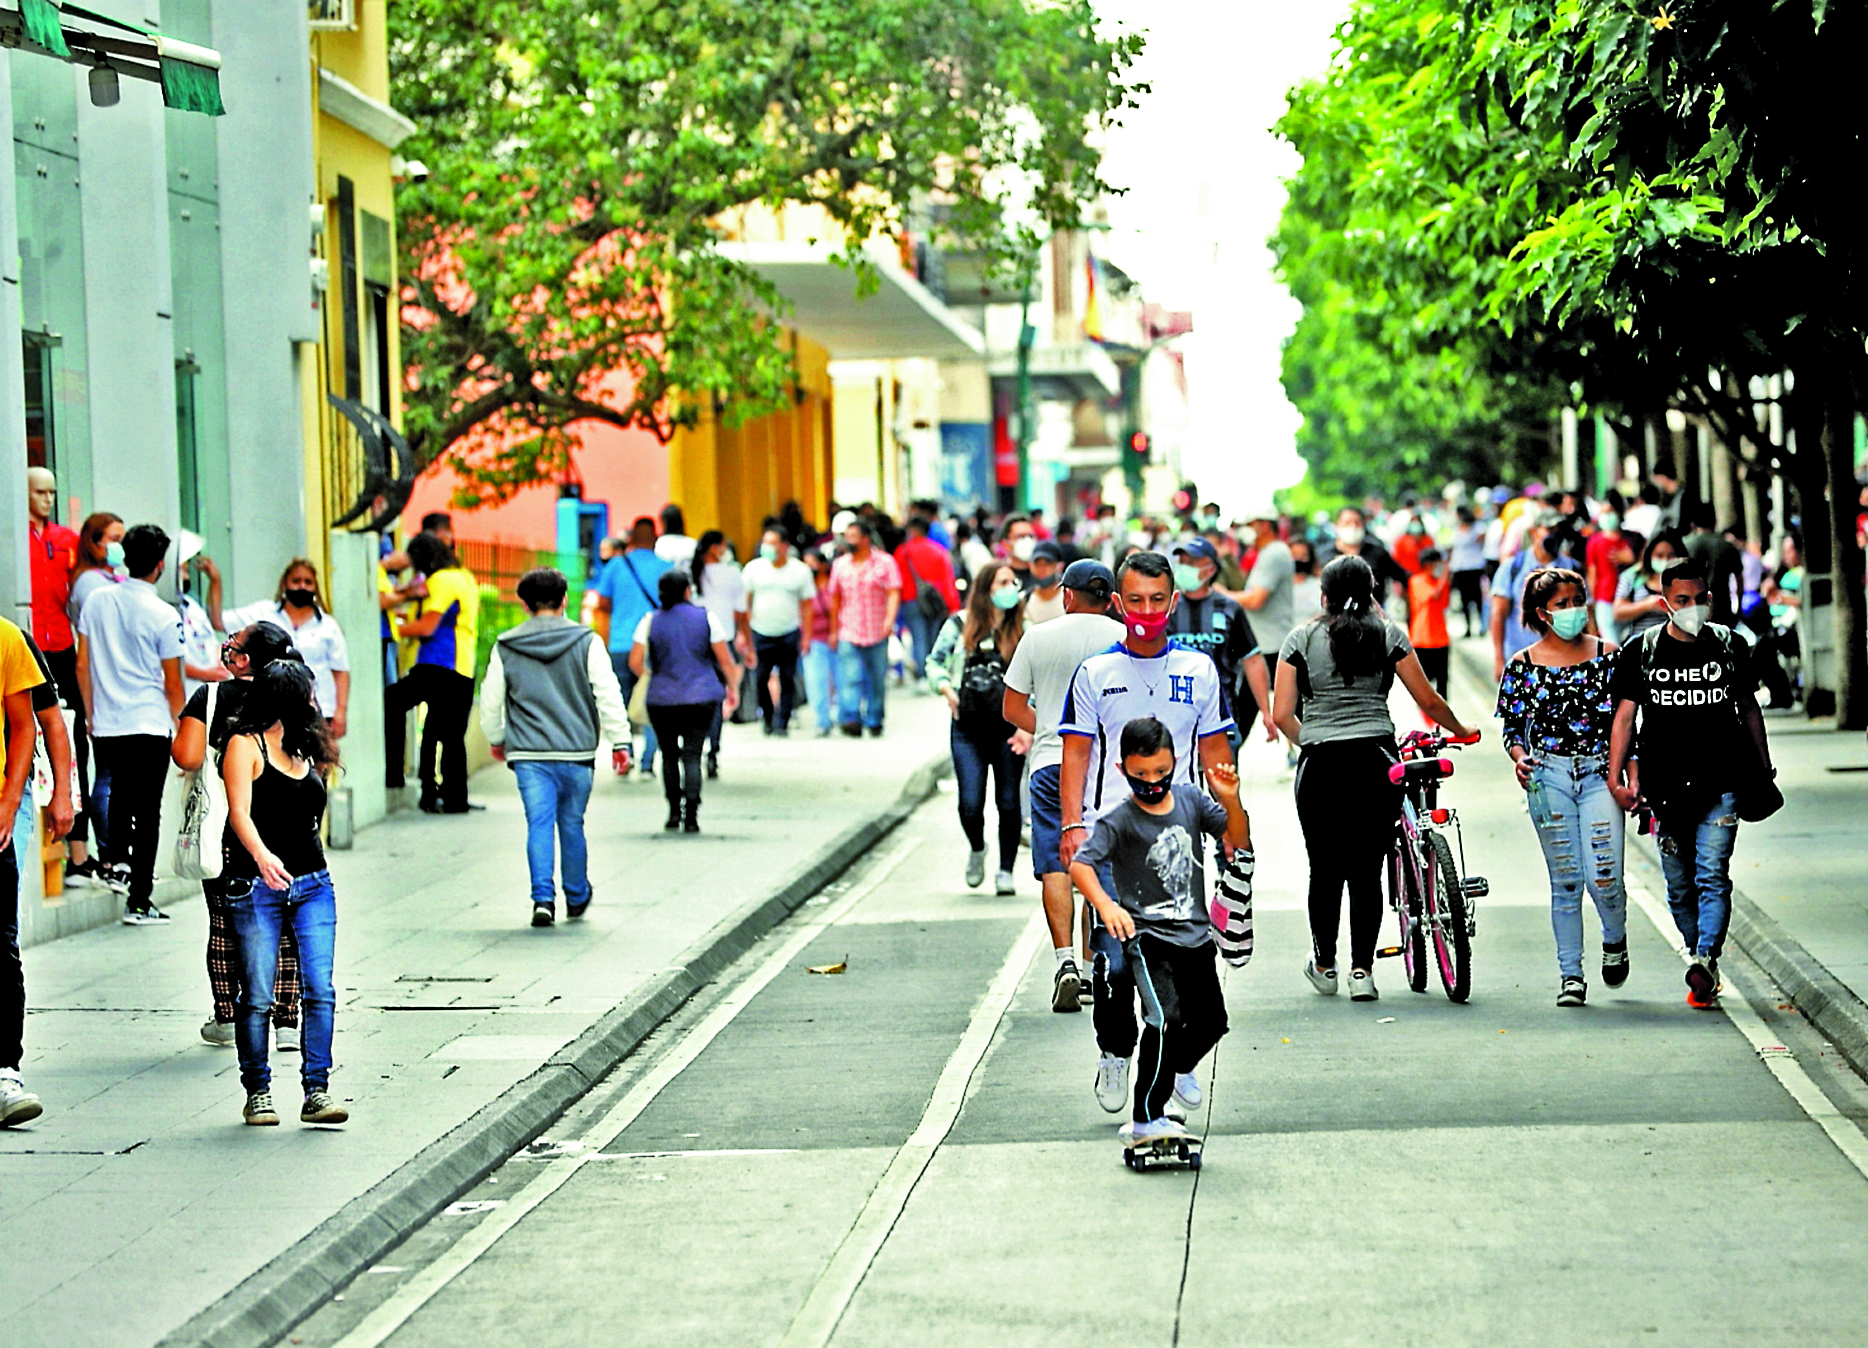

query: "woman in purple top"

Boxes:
[630, 570, 738, 833]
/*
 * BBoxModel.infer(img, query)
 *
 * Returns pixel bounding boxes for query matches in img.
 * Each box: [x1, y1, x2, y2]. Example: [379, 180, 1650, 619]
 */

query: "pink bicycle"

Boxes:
[1379, 729, 1487, 1003]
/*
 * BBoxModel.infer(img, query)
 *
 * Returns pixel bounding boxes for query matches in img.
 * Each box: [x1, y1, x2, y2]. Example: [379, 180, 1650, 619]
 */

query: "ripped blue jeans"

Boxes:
[1656, 791, 1739, 960]
[1527, 753, 1627, 979]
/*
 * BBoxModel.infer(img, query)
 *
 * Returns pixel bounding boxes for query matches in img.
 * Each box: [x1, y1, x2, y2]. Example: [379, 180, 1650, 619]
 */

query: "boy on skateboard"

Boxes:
[1069, 716, 1249, 1145]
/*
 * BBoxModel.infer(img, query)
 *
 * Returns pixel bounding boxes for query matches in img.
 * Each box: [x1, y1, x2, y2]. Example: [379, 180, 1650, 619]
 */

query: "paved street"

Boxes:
[276, 657, 1868, 1348]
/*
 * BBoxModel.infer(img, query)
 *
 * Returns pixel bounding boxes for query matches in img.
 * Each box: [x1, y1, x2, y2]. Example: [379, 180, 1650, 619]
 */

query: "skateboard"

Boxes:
[1120, 1121, 1203, 1171]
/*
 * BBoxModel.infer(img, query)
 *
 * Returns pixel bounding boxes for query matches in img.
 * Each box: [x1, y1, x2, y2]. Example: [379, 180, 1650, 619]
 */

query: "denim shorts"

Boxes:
[1029, 764, 1064, 879]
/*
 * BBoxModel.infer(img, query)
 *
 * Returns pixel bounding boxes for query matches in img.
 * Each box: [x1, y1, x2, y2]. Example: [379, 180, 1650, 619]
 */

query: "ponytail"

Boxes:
[1319, 554, 1386, 682]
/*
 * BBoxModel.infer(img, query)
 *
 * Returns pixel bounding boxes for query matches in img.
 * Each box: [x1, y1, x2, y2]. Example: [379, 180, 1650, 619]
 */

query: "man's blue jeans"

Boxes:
[512, 760, 594, 907]
[229, 869, 336, 1096]
[1526, 753, 1627, 978]
[1657, 791, 1739, 959]
[836, 640, 890, 730]
[800, 641, 835, 732]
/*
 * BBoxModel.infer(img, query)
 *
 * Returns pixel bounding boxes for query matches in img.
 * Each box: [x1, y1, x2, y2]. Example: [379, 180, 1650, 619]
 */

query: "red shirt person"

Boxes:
[27, 467, 79, 654]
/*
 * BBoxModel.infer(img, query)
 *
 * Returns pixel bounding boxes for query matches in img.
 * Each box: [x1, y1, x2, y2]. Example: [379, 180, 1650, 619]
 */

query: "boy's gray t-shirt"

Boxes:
[1075, 785, 1228, 948]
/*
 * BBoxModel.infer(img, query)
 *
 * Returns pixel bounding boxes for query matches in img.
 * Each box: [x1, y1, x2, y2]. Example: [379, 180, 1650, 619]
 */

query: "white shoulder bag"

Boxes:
[172, 682, 228, 881]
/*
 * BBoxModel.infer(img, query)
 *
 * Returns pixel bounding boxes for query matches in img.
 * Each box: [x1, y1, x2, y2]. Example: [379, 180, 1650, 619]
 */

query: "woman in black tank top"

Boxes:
[221, 661, 347, 1128]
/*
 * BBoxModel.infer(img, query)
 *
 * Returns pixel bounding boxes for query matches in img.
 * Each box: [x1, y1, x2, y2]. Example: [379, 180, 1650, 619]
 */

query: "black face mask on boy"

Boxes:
[1123, 772, 1172, 806]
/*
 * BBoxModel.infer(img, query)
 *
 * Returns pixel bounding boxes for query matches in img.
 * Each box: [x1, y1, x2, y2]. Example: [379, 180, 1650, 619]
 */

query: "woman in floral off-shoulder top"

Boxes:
[1495, 566, 1628, 1008]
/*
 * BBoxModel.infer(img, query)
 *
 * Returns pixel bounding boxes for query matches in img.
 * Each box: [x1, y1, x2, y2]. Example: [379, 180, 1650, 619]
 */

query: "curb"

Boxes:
[1451, 639, 1868, 1081]
[156, 753, 951, 1348]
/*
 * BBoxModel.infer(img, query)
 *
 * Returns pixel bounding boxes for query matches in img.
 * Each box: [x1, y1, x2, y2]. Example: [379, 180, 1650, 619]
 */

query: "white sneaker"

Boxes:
[1094, 1054, 1129, 1114]
[1348, 969, 1379, 1001]
[964, 849, 987, 889]
[1, 1069, 44, 1127]
[275, 1025, 300, 1053]
[1304, 958, 1339, 996]
[1172, 1072, 1203, 1111]
[200, 1020, 235, 1047]
[1124, 1116, 1187, 1143]
[993, 870, 1015, 896]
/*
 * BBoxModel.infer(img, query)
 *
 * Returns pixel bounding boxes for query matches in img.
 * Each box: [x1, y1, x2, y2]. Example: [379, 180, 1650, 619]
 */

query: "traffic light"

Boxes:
[1128, 430, 1150, 457]
[1171, 488, 1193, 512]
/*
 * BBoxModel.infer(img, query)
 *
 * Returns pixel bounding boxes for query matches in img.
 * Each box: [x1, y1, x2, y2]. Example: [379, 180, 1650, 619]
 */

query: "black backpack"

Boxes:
[956, 640, 1009, 732]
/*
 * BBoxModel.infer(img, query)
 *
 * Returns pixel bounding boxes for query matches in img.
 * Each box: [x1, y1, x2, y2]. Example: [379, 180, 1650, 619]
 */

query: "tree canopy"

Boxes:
[388, 0, 1143, 504]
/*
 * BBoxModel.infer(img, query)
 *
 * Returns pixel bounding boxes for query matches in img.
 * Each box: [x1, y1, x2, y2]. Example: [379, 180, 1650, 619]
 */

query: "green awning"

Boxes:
[3, 1, 225, 116]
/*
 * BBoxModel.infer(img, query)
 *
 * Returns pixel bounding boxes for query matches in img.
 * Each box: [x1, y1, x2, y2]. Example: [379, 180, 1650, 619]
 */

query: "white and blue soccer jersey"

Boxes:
[1060, 643, 1234, 824]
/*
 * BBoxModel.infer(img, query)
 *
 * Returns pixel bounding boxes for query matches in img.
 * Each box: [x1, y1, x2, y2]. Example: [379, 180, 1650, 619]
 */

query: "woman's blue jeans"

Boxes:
[229, 869, 336, 1096]
[1526, 753, 1627, 978]
[512, 760, 594, 907]
[801, 642, 835, 732]
[950, 722, 1021, 871]
[1657, 791, 1739, 959]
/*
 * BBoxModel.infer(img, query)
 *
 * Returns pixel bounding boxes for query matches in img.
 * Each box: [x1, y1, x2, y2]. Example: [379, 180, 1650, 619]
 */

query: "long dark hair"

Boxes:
[960, 561, 1025, 656]
[232, 660, 339, 772]
[236, 621, 300, 673]
[1318, 555, 1386, 681]
[691, 529, 727, 588]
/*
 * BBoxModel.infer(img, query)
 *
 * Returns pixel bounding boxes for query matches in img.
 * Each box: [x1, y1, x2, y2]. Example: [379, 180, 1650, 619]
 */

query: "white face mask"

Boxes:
[1336, 525, 1365, 548]
[1668, 600, 1710, 636]
[1011, 537, 1036, 562]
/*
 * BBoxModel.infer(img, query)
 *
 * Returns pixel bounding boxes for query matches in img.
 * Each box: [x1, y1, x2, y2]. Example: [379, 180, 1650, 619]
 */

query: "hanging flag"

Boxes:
[1083, 252, 1104, 343]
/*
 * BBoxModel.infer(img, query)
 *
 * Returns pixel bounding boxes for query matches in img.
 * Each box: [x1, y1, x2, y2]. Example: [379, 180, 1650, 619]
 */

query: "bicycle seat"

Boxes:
[1388, 756, 1455, 787]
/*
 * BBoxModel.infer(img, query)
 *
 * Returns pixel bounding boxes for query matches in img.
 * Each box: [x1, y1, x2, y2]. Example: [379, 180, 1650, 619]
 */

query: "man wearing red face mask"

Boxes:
[1057, 551, 1239, 1115]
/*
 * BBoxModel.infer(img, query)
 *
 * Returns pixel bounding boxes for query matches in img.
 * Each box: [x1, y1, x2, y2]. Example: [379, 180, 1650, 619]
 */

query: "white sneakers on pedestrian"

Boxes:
[1094, 1054, 1129, 1114]
[275, 1025, 300, 1053]
[1125, 1116, 1187, 1143]
[1348, 969, 1379, 1001]
[200, 1020, 234, 1047]
[0, 1069, 43, 1127]
[1304, 958, 1338, 996]
[1172, 1072, 1203, 1111]
[994, 870, 1015, 896]
[964, 849, 987, 889]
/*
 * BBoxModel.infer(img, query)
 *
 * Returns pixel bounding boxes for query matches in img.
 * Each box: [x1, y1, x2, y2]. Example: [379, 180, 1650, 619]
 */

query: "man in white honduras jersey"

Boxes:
[1057, 550, 1236, 1113]
[1059, 551, 1235, 851]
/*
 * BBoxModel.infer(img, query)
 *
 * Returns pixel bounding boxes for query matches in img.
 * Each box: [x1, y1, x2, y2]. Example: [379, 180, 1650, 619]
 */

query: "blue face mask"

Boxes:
[759, 544, 779, 564]
[1172, 563, 1205, 593]
[104, 541, 125, 569]
[991, 585, 1022, 611]
[1549, 607, 1588, 640]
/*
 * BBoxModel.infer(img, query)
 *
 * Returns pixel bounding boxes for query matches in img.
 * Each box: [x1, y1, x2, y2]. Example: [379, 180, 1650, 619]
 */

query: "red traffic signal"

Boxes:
[1128, 430, 1151, 456]
[1171, 489, 1193, 512]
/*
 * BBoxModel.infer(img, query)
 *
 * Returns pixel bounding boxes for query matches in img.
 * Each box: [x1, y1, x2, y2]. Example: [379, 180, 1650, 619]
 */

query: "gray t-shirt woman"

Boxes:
[1278, 618, 1413, 745]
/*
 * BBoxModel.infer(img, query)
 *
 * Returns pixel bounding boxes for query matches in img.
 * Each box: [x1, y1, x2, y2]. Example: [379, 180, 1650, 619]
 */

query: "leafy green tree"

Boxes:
[387, 0, 1142, 503]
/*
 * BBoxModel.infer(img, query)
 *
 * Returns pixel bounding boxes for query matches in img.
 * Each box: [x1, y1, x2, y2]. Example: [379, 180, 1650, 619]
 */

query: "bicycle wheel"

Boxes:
[1426, 830, 1471, 1003]
[1390, 838, 1427, 993]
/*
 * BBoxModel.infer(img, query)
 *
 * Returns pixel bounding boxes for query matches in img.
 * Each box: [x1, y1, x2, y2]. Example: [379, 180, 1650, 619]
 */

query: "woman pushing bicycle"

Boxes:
[1273, 556, 1481, 1002]
[1495, 567, 1627, 1008]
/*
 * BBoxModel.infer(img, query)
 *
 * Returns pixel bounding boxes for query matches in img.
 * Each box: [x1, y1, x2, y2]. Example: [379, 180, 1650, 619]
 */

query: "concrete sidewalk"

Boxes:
[1, 691, 953, 1348]
[1452, 635, 1868, 1072]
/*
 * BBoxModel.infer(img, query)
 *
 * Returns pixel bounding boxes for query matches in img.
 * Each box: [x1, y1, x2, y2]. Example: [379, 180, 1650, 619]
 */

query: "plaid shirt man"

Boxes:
[829, 550, 900, 646]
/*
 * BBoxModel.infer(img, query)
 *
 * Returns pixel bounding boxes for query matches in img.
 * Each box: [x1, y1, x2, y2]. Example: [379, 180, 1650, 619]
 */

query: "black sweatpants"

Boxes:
[93, 734, 171, 905]
[753, 630, 801, 731]
[386, 663, 474, 809]
[1452, 569, 1485, 638]
[1294, 736, 1404, 971]
[648, 701, 717, 819]
[1093, 934, 1228, 1124]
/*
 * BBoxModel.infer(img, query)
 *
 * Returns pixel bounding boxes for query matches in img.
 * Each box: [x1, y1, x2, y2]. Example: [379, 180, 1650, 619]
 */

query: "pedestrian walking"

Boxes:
[1607, 557, 1775, 1008]
[1407, 548, 1453, 696]
[1585, 503, 1635, 642]
[59, 510, 124, 885]
[926, 561, 1029, 895]
[1021, 541, 1069, 625]
[1288, 538, 1322, 625]
[479, 568, 630, 927]
[740, 527, 815, 736]
[799, 549, 839, 737]
[1274, 555, 1480, 1002]
[691, 531, 748, 777]
[225, 559, 352, 738]
[173, 622, 305, 1048]
[1238, 510, 1296, 700]
[631, 570, 739, 833]
[896, 515, 961, 676]
[827, 518, 900, 737]
[66, 511, 126, 623]
[76, 523, 184, 921]
[1449, 505, 1488, 637]
[386, 531, 479, 813]
[1490, 508, 1561, 681]
[595, 516, 672, 777]
[222, 660, 347, 1127]
[1612, 530, 1685, 641]
[1069, 717, 1247, 1135]
[1, 615, 62, 1127]
[655, 503, 697, 569]
[1497, 567, 1627, 1007]
[1058, 551, 1238, 1108]
[1166, 537, 1274, 746]
[1002, 558, 1123, 1011]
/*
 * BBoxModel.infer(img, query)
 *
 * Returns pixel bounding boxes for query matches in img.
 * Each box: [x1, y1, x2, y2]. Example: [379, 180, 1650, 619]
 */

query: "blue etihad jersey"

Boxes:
[1059, 642, 1233, 824]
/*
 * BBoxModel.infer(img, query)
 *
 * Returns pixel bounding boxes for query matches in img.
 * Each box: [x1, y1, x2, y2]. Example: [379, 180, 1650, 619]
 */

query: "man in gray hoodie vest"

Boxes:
[479, 568, 631, 927]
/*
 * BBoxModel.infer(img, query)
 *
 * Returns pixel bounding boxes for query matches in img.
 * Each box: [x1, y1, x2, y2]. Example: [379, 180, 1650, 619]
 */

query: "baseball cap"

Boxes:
[1171, 537, 1220, 566]
[1060, 558, 1115, 600]
[1031, 540, 1063, 564]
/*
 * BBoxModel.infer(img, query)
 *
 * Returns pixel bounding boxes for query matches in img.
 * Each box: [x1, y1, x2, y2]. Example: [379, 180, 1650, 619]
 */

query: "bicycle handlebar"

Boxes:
[1398, 727, 1482, 757]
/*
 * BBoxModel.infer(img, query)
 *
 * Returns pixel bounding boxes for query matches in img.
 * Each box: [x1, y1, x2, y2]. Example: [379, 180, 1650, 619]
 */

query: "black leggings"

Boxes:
[386, 663, 474, 808]
[1093, 935, 1228, 1123]
[648, 701, 718, 818]
[1295, 737, 1403, 971]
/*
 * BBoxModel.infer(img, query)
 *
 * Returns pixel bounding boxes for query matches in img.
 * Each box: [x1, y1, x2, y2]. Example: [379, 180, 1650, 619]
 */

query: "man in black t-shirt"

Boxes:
[1166, 539, 1274, 746]
[1607, 558, 1774, 1008]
